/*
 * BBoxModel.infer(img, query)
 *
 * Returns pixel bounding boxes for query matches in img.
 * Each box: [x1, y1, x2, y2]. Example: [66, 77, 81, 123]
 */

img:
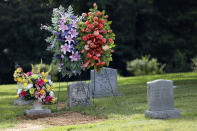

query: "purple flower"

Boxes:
[65, 35, 74, 44]
[56, 54, 62, 59]
[70, 15, 76, 20]
[69, 51, 80, 62]
[59, 24, 68, 32]
[52, 31, 59, 36]
[61, 31, 69, 38]
[60, 14, 67, 23]
[61, 43, 71, 54]
[71, 21, 78, 28]
[69, 29, 78, 38]
[72, 70, 77, 76]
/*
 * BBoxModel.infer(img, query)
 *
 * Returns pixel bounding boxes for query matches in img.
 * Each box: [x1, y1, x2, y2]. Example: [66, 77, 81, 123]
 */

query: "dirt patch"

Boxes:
[34, 111, 103, 126]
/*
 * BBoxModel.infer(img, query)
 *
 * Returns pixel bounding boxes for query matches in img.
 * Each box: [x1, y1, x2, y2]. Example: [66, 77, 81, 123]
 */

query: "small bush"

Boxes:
[127, 55, 165, 76]
[191, 57, 197, 72]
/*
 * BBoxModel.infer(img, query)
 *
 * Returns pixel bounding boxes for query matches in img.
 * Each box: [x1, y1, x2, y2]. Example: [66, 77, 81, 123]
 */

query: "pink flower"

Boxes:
[37, 79, 44, 87]
[103, 45, 109, 51]
[100, 19, 105, 24]
[94, 30, 99, 36]
[88, 12, 93, 17]
[26, 72, 32, 76]
[109, 38, 113, 43]
[88, 24, 94, 29]
[93, 17, 98, 21]
[83, 36, 87, 41]
[45, 96, 52, 103]
[97, 11, 102, 16]
[102, 38, 106, 43]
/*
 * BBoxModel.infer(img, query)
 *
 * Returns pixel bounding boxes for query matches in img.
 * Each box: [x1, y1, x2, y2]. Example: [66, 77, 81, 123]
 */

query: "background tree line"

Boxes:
[0, 0, 197, 84]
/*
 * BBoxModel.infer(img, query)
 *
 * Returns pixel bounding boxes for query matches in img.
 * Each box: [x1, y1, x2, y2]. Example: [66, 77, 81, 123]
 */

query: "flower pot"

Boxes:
[33, 100, 43, 110]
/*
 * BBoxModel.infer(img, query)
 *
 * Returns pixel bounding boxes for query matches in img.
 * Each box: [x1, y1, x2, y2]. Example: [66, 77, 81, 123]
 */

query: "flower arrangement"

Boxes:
[41, 6, 82, 77]
[77, 3, 116, 72]
[13, 60, 56, 104]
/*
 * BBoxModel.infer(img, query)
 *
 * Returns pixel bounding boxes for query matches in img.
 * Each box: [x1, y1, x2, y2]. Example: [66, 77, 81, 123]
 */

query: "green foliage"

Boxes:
[127, 55, 165, 76]
[35, 63, 59, 82]
[191, 56, 197, 72]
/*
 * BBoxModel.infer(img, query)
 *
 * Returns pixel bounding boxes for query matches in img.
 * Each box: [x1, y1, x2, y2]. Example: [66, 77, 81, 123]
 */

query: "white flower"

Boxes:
[49, 91, 54, 97]
[17, 89, 22, 95]
[26, 84, 33, 90]
[48, 80, 53, 86]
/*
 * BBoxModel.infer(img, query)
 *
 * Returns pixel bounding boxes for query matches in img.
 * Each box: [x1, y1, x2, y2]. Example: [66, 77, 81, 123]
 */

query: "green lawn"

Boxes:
[0, 72, 197, 130]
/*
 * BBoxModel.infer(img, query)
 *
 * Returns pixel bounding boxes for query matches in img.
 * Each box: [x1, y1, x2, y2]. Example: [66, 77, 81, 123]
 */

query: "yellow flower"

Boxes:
[41, 72, 45, 75]
[50, 87, 54, 91]
[17, 78, 22, 82]
[16, 95, 19, 99]
[24, 83, 28, 87]
[30, 88, 35, 95]
[44, 79, 48, 83]
[23, 79, 26, 83]
[40, 89, 45, 95]
[51, 99, 55, 103]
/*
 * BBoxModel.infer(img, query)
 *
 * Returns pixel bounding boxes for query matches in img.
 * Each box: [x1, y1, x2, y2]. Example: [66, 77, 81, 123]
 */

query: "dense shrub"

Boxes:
[127, 55, 165, 76]
[191, 57, 197, 72]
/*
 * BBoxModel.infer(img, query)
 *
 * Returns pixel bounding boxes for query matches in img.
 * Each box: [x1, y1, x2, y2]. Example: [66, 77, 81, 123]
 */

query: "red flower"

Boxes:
[83, 36, 87, 41]
[46, 96, 52, 103]
[91, 63, 94, 67]
[105, 15, 109, 18]
[96, 34, 102, 39]
[82, 60, 90, 68]
[100, 19, 105, 24]
[101, 62, 105, 66]
[88, 12, 93, 17]
[97, 11, 102, 16]
[88, 24, 94, 29]
[21, 91, 26, 97]
[109, 38, 113, 43]
[86, 28, 90, 33]
[103, 30, 107, 34]
[85, 20, 90, 25]
[93, 21, 98, 26]
[93, 17, 98, 21]
[102, 38, 106, 43]
[37, 79, 44, 87]
[99, 24, 103, 29]
[87, 53, 92, 59]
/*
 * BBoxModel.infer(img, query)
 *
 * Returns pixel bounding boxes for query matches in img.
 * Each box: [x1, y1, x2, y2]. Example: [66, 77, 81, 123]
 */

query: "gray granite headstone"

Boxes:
[68, 81, 92, 107]
[90, 67, 122, 98]
[14, 97, 33, 106]
[145, 79, 181, 119]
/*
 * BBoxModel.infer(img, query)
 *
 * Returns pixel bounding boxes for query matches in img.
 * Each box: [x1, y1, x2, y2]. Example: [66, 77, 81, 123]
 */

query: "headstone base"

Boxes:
[14, 99, 33, 106]
[93, 93, 123, 98]
[24, 109, 51, 116]
[145, 108, 181, 119]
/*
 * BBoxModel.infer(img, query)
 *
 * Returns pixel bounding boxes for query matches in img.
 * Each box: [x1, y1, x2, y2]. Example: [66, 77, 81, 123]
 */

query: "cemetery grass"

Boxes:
[0, 72, 197, 130]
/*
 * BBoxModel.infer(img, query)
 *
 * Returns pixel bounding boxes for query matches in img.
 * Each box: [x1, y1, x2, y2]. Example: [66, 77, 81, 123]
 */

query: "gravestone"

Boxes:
[90, 67, 122, 98]
[68, 81, 92, 107]
[14, 83, 33, 106]
[145, 79, 181, 119]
